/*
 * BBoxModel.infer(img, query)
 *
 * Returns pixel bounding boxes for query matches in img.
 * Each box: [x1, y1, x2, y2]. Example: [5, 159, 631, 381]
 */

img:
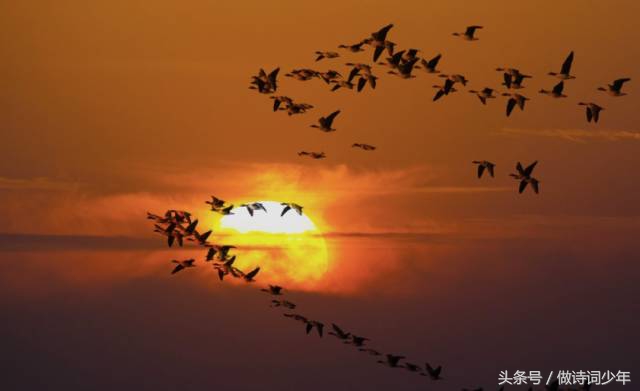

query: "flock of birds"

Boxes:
[148, 197, 592, 390]
[249, 23, 632, 195]
[147, 21, 625, 391]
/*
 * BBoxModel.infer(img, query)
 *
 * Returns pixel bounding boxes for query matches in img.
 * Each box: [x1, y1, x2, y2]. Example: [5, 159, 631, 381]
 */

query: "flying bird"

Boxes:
[171, 259, 195, 274]
[472, 160, 495, 178]
[510, 161, 540, 194]
[206, 196, 226, 211]
[578, 102, 604, 123]
[240, 266, 260, 282]
[468, 88, 497, 104]
[281, 203, 303, 216]
[418, 53, 442, 73]
[261, 285, 283, 295]
[298, 151, 326, 159]
[539, 81, 567, 98]
[548, 51, 576, 80]
[311, 110, 341, 132]
[338, 41, 366, 53]
[597, 78, 631, 96]
[270, 300, 296, 309]
[453, 25, 483, 41]
[352, 143, 376, 151]
[269, 96, 293, 112]
[425, 363, 443, 380]
[315, 51, 339, 61]
[328, 324, 351, 340]
[377, 354, 406, 368]
[502, 93, 530, 117]
[363, 23, 395, 62]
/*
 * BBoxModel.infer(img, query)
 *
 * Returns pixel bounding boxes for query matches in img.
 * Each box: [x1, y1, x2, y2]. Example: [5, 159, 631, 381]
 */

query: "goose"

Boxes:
[357, 74, 378, 92]
[315, 51, 339, 61]
[261, 285, 283, 295]
[400, 48, 420, 62]
[311, 110, 340, 132]
[206, 244, 236, 261]
[330, 80, 354, 92]
[171, 259, 195, 274]
[439, 73, 468, 86]
[352, 143, 376, 151]
[168, 230, 184, 248]
[270, 300, 296, 309]
[305, 320, 324, 337]
[285, 68, 319, 81]
[403, 363, 422, 373]
[190, 229, 212, 245]
[283, 313, 308, 323]
[219, 205, 234, 215]
[269, 96, 293, 112]
[298, 151, 326, 159]
[284, 102, 314, 116]
[468, 87, 497, 104]
[212, 255, 238, 280]
[240, 204, 257, 216]
[182, 219, 198, 235]
[502, 93, 529, 117]
[338, 41, 366, 53]
[502, 72, 532, 89]
[358, 348, 382, 356]
[578, 102, 604, 123]
[349, 334, 370, 347]
[249, 67, 279, 93]
[377, 354, 406, 368]
[250, 202, 267, 213]
[417, 53, 442, 73]
[539, 80, 567, 98]
[548, 51, 575, 80]
[319, 70, 342, 84]
[598, 78, 631, 96]
[328, 324, 351, 340]
[388, 57, 419, 79]
[239, 266, 260, 282]
[453, 25, 483, 41]
[377, 50, 405, 70]
[510, 161, 540, 194]
[432, 80, 457, 101]
[425, 363, 443, 380]
[346, 63, 372, 82]
[205, 196, 226, 211]
[472, 160, 495, 178]
[281, 202, 303, 216]
[363, 23, 395, 61]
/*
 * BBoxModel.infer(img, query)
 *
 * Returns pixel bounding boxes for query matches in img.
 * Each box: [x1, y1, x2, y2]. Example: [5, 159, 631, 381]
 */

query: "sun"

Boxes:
[215, 201, 329, 287]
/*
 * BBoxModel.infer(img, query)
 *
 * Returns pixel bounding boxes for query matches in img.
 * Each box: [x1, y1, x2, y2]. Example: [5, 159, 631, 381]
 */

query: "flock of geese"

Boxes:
[249, 23, 632, 195]
[148, 198, 591, 390]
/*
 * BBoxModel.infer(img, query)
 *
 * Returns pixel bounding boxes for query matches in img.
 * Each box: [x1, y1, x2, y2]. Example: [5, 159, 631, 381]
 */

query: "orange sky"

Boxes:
[1, 2, 639, 389]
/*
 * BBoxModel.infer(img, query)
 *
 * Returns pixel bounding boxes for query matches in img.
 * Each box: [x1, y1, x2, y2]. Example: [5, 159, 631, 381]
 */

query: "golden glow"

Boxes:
[216, 201, 329, 287]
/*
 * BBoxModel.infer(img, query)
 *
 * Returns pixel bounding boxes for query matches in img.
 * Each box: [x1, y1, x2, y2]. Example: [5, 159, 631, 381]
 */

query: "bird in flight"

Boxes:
[377, 354, 406, 368]
[578, 102, 604, 123]
[597, 78, 631, 96]
[328, 323, 351, 340]
[261, 285, 283, 295]
[452, 25, 483, 41]
[298, 151, 326, 159]
[548, 51, 576, 80]
[171, 259, 195, 274]
[417, 53, 442, 74]
[362, 23, 395, 62]
[539, 80, 567, 98]
[314, 50, 339, 61]
[281, 203, 303, 216]
[510, 161, 540, 194]
[468, 88, 497, 105]
[472, 160, 495, 178]
[352, 143, 376, 151]
[502, 93, 530, 117]
[424, 363, 443, 380]
[311, 110, 341, 132]
[338, 41, 366, 53]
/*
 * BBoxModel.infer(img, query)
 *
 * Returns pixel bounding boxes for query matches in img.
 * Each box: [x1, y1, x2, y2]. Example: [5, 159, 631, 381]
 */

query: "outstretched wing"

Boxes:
[477, 164, 485, 178]
[506, 98, 517, 117]
[487, 164, 495, 177]
[612, 78, 631, 90]
[357, 77, 367, 92]
[325, 110, 341, 126]
[524, 161, 538, 177]
[373, 45, 385, 62]
[519, 180, 528, 194]
[245, 267, 260, 280]
[372, 23, 393, 41]
[561, 51, 574, 75]
[281, 205, 291, 216]
[428, 53, 442, 69]
[552, 81, 564, 95]
[586, 107, 593, 122]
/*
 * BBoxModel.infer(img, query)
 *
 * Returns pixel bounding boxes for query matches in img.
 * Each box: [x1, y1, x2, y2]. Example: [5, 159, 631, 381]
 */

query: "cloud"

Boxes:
[499, 127, 640, 143]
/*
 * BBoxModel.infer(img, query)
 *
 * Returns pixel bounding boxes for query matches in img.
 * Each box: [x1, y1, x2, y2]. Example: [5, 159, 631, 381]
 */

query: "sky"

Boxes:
[1, 1, 639, 390]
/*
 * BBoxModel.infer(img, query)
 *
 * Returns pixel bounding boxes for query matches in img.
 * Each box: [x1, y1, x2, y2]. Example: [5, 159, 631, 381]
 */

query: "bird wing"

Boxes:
[519, 180, 528, 194]
[487, 164, 495, 177]
[524, 161, 538, 176]
[593, 107, 600, 123]
[612, 78, 630, 90]
[325, 110, 341, 126]
[561, 51, 574, 75]
[245, 267, 260, 280]
[503, 73, 512, 88]
[373, 45, 385, 62]
[552, 81, 564, 95]
[368, 76, 377, 89]
[348, 67, 360, 82]
[428, 54, 442, 69]
[357, 77, 367, 92]
[171, 264, 184, 274]
[531, 179, 539, 194]
[477, 164, 485, 178]
[273, 99, 281, 112]
[433, 88, 445, 101]
[586, 106, 593, 122]
[506, 98, 517, 117]
[373, 23, 393, 41]
[516, 162, 525, 175]
[281, 205, 291, 216]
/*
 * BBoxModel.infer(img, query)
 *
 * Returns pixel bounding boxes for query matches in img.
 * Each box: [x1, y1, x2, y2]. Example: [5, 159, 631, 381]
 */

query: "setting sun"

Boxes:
[216, 201, 330, 287]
